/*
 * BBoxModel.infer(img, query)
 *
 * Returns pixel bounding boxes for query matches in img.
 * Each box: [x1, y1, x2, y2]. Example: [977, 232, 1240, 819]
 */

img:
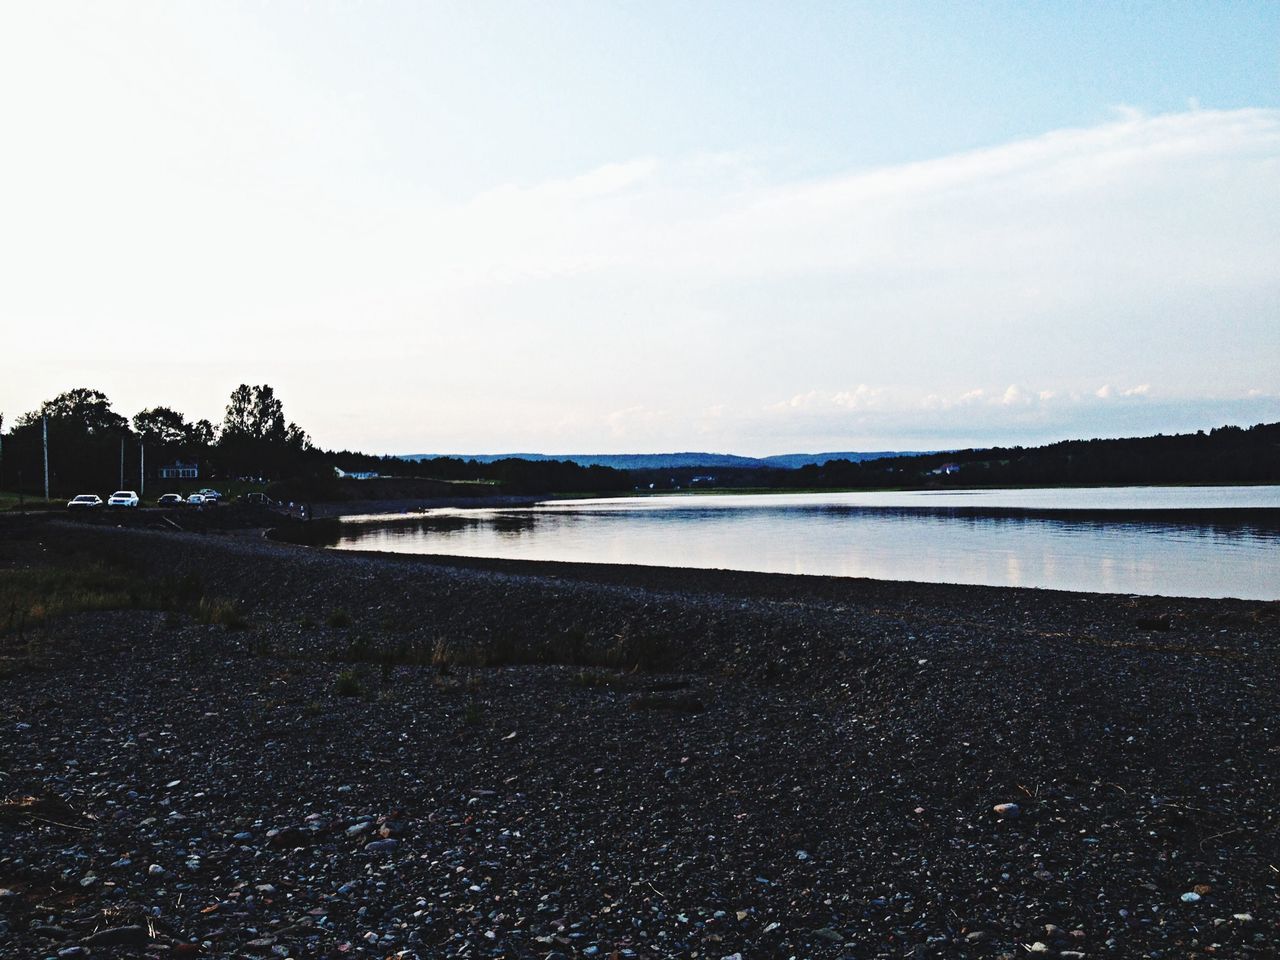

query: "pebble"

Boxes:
[993, 802, 1021, 817]
[83, 925, 150, 947]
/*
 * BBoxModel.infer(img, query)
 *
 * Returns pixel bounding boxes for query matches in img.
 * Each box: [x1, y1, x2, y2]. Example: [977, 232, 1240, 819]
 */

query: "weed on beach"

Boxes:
[0, 564, 209, 635]
[196, 597, 249, 630]
[631, 692, 705, 713]
[334, 669, 364, 697]
[424, 626, 678, 672]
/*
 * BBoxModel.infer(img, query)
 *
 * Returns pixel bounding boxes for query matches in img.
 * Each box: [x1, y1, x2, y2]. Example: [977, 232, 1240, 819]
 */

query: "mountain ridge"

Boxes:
[400, 451, 929, 470]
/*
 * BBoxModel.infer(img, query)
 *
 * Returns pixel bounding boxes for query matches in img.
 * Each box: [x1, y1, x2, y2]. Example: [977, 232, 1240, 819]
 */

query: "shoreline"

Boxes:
[1, 519, 1277, 958]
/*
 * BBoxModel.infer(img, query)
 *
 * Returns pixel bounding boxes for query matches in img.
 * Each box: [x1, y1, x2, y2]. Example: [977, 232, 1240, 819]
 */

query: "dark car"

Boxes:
[67, 494, 103, 509]
[157, 493, 184, 506]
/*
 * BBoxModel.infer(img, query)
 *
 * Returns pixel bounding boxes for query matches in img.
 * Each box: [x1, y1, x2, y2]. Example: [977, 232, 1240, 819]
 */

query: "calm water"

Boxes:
[325, 486, 1280, 600]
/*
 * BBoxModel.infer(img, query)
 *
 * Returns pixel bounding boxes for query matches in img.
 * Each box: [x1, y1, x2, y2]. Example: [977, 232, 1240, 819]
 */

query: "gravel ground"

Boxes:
[1, 517, 1277, 959]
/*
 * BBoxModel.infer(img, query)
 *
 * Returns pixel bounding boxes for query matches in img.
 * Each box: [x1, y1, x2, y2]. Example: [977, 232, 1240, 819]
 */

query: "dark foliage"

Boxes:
[790, 421, 1280, 489]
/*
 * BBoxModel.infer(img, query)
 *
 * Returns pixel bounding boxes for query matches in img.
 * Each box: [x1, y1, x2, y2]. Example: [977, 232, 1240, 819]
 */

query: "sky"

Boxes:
[1, 1, 1278, 456]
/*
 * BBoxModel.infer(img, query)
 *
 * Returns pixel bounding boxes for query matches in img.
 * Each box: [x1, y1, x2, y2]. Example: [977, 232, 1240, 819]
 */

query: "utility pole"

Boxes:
[139, 442, 145, 496]
[120, 435, 125, 489]
[42, 414, 50, 502]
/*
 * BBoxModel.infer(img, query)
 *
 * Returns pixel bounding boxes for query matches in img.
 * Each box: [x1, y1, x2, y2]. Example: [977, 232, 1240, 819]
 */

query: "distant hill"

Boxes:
[401, 451, 926, 470]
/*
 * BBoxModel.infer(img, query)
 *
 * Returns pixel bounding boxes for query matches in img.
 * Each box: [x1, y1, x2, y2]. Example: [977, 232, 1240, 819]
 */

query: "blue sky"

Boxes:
[1, 2, 1277, 454]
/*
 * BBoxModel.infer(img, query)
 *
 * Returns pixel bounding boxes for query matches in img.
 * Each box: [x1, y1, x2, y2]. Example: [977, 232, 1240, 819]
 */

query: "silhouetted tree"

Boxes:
[8, 388, 131, 494]
[133, 406, 190, 447]
[20, 388, 128, 436]
[217, 384, 309, 478]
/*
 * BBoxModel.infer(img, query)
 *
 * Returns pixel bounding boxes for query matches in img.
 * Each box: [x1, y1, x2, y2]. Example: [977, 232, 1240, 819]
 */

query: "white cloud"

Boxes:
[1001, 385, 1033, 406]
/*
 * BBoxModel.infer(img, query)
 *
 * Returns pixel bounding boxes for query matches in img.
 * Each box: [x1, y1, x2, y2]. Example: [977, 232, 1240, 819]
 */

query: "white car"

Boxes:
[107, 490, 140, 508]
[67, 494, 103, 509]
[186, 493, 206, 506]
[197, 487, 222, 502]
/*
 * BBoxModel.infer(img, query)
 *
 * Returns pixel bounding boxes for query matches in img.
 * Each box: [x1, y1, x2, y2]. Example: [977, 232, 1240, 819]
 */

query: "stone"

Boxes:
[83, 925, 150, 947]
[993, 803, 1021, 817]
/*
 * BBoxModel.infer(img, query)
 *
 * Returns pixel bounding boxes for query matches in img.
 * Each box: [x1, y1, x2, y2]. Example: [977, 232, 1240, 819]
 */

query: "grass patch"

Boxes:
[631, 692, 705, 714]
[428, 627, 678, 672]
[0, 555, 248, 676]
[195, 597, 248, 630]
[332, 635, 435, 669]
[334, 669, 364, 697]
[570, 669, 619, 688]
[317, 622, 682, 677]
[0, 565, 203, 636]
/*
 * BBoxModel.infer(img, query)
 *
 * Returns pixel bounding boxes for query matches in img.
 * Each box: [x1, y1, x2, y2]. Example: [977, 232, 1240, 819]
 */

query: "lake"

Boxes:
[320, 486, 1280, 600]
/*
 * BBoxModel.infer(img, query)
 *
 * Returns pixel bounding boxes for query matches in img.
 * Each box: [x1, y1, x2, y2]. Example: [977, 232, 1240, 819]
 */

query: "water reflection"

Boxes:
[316, 487, 1280, 600]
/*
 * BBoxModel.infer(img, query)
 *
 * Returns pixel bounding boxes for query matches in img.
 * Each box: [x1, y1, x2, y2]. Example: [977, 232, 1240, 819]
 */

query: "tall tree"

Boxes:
[133, 406, 190, 447]
[21, 388, 128, 436]
[10, 389, 130, 493]
[218, 384, 309, 477]
[186, 419, 216, 448]
[221, 384, 287, 443]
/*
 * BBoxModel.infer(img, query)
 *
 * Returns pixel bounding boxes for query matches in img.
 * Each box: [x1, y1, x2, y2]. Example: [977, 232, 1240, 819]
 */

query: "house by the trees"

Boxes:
[159, 459, 200, 480]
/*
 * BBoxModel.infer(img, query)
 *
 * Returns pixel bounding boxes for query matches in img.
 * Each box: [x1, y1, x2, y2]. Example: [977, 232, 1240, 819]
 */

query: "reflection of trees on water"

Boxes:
[817, 505, 1280, 540]
[340, 511, 543, 544]
[337, 505, 1280, 549]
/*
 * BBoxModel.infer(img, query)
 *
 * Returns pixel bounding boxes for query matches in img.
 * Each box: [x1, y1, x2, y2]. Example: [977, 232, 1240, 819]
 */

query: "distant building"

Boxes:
[334, 467, 379, 480]
[929, 462, 961, 476]
[159, 460, 199, 480]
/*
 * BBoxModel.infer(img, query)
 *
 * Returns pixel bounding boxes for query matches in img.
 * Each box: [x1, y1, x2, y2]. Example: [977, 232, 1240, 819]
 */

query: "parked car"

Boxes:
[197, 487, 222, 501]
[67, 494, 103, 509]
[186, 493, 206, 506]
[156, 493, 184, 506]
[107, 490, 140, 508]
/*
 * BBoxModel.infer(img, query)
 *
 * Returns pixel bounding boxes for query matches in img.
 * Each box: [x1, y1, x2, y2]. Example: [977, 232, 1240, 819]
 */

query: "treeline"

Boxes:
[790, 422, 1280, 489]
[0, 386, 628, 498]
[407, 456, 624, 495]
[4, 385, 1275, 499]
